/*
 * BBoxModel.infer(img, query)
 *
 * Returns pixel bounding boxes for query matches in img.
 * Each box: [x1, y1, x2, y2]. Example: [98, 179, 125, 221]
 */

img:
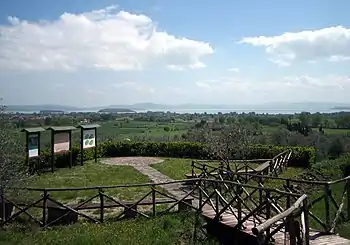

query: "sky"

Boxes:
[0, 0, 350, 107]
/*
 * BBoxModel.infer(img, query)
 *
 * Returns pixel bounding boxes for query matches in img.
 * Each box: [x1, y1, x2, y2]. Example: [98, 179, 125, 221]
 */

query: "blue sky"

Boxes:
[0, 0, 350, 106]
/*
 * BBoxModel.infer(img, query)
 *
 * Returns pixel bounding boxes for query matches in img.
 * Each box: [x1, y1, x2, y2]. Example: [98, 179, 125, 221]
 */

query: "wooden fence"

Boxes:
[0, 180, 196, 228]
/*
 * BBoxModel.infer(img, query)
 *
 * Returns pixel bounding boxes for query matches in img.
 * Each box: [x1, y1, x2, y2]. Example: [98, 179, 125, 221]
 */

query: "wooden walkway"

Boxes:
[201, 205, 350, 245]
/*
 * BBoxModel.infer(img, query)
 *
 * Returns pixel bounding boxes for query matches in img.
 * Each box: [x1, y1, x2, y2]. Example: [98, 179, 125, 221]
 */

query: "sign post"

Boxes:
[20, 127, 45, 173]
[78, 124, 100, 165]
[47, 126, 76, 173]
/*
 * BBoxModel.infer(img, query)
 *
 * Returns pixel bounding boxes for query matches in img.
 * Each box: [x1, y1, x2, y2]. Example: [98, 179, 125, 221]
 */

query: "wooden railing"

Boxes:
[0, 179, 199, 228]
[1, 173, 347, 244]
[194, 178, 307, 244]
[188, 150, 349, 235]
[227, 172, 350, 234]
[188, 150, 292, 183]
[252, 194, 309, 245]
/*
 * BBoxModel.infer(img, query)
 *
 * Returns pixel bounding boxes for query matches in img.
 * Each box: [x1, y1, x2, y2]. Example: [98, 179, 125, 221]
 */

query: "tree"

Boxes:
[0, 104, 28, 201]
[298, 112, 311, 127]
[203, 122, 254, 171]
[218, 116, 225, 124]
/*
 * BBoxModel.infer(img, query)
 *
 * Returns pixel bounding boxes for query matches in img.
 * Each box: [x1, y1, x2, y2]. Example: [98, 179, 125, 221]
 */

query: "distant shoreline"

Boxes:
[5, 107, 350, 115]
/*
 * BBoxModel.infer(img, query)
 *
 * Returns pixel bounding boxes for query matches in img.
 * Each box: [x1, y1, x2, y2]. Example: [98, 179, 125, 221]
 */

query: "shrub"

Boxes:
[31, 141, 315, 170]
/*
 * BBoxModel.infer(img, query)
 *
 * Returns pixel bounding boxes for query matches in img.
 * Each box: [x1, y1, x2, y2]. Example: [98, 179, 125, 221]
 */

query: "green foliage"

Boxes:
[31, 141, 315, 170]
[0, 213, 205, 245]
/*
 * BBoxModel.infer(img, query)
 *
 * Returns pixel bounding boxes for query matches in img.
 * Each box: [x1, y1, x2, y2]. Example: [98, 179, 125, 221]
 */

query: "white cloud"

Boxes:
[228, 67, 239, 72]
[239, 26, 350, 65]
[0, 6, 213, 71]
[195, 75, 350, 97]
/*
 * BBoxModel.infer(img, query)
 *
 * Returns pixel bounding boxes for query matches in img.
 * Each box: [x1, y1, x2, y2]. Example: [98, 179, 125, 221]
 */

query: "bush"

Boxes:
[31, 141, 316, 170]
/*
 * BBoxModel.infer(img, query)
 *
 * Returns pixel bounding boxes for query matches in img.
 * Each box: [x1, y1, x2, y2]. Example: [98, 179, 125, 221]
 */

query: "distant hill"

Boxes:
[4, 102, 350, 113]
[331, 106, 350, 110]
[98, 108, 135, 113]
[5, 104, 79, 112]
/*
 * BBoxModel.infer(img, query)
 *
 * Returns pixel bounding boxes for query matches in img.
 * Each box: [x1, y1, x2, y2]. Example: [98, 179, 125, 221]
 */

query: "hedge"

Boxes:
[30, 141, 316, 170]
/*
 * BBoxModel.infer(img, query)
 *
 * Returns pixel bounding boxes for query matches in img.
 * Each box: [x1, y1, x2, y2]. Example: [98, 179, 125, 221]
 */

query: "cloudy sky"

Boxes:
[0, 0, 350, 106]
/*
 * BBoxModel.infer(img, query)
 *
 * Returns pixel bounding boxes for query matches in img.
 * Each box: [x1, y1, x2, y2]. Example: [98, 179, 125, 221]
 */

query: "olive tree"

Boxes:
[187, 122, 255, 173]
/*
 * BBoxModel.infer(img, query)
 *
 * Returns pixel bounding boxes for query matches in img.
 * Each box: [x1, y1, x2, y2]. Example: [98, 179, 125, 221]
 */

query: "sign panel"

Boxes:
[28, 134, 39, 158]
[83, 129, 96, 149]
[54, 132, 70, 153]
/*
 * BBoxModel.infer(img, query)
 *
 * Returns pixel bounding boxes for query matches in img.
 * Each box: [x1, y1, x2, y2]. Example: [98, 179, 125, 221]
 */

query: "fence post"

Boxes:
[99, 188, 104, 223]
[215, 182, 219, 216]
[237, 185, 242, 225]
[191, 161, 195, 177]
[0, 189, 4, 226]
[303, 197, 310, 245]
[265, 190, 271, 238]
[347, 179, 350, 221]
[42, 189, 47, 227]
[152, 184, 156, 217]
[258, 182, 263, 206]
[198, 179, 202, 208]
[324, 183, 331, 232]
[286, 180, 291, 209]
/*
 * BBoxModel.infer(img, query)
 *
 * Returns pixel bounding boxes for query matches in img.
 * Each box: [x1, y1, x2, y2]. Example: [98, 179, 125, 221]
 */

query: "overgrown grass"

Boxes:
[0, 212, 212, 245]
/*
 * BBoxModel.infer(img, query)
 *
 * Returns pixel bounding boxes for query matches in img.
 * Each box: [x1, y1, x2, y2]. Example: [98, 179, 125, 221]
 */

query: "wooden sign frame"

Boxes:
[47, 126, 76, 173]
[78, 124, 100, 166]
[20, 127, 45, 173]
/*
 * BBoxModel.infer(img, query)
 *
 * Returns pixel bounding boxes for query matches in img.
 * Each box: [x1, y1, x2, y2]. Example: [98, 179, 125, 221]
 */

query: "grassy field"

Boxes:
[23, 161, 153, 203]
[0, 213, 207, 245]
[152, 158, 259, 180]
[312, 127, 350, 135]
[2, 158, 215, 245]
[6, 154, 350, 242]
[25, 120, 192, 149]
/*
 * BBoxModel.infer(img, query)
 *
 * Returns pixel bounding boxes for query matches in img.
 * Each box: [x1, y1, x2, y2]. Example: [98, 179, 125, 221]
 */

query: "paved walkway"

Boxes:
[101, 157, 188, 198]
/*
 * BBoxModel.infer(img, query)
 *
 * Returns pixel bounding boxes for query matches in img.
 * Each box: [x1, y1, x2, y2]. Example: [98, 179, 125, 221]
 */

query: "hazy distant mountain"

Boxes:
[4, 102, 350, 112]
[5, 104, 79, 112]
[107, 102, 350, 110]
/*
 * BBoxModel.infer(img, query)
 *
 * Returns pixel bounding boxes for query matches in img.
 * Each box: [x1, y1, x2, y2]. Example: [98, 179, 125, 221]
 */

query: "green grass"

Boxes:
[312, 127, 350, 135]
[152, 158, 259, 180]
[152, 158, 193, 180]
[262, 167, 304, 189]
[0, 213, 212, 245]
[24, 161, 152, 203]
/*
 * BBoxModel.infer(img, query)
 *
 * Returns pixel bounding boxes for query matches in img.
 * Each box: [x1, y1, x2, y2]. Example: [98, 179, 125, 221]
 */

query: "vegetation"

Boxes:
[98, 108, 135, 113]
[0, 104, 28, 198]
[6, 110, 350, 164]
[5, 107, 350, 243]
[0, 213, 204, 245]
[25, 161, 152, 202]
[31, 141, 315, 171]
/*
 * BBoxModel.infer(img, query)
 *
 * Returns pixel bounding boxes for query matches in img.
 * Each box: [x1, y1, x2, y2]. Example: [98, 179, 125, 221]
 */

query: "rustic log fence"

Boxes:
[1, 173, 348, 244]
[191, 164, 350, 235]
[0, 179, 198, 228]
[194, 178, 308, 245]
[187, 150, 292, 183]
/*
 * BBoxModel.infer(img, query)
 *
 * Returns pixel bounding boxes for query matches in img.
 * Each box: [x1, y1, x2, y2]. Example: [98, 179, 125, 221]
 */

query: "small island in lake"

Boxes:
[331, 106, 350, 110]
[98, 108, 135, 113]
